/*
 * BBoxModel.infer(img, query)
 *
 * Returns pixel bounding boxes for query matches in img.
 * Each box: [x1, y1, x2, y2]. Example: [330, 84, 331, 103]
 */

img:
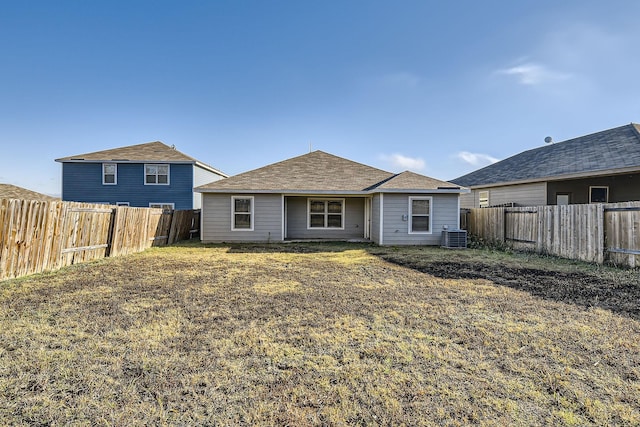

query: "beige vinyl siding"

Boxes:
[381, 193, 459, 245]
[459, 192, 475, 209]
[286, 196, 365, 239]
[464, 182, 547, 208]
[371, 194, 381, 244]
[193, 166, 224, 209]
[201, 193, 282, 242]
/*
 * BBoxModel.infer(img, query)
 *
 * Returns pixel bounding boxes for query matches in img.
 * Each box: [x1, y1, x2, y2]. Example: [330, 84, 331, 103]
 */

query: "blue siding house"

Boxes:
[56, 141, 227, 210]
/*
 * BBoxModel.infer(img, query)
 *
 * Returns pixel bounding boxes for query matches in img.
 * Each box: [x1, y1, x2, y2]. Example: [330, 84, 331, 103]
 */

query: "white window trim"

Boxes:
[589, 186, 609, 203]
[307, 198, 345, 230]
[102, 163, 117, 185]
[408, 196, 432, 234]
[149, 202, 175, 210]
[116, 202, 130, 206]
[478, 190, 489, 208]
[231, 196, 254, 231]
[144, 163, 170, 186]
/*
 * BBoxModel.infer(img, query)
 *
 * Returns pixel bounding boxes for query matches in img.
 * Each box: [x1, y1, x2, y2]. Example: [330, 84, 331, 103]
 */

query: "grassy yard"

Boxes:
[0, 242, 639, 426]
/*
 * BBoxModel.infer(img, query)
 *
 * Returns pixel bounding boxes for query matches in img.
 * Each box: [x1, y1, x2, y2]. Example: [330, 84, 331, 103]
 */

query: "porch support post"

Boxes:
[379, 193, 384, 245]
[281, 194, 285, 241]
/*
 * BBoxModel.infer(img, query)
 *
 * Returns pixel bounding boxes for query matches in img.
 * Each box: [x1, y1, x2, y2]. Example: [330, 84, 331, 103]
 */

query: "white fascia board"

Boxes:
[57, 159, 197, 165]
[463, 166, 640, 189]
[195, 189, 372, 195]
[375, 188, 470, 194]
[194, 161, 229, 178]
[196, 188, 468, 195]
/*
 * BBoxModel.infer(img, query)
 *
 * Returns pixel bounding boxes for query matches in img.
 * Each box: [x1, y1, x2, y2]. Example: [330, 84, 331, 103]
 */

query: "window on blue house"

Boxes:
[149, 202, 175, 212]
[103, 163, 117, 185]
[145, 164, 170, 185]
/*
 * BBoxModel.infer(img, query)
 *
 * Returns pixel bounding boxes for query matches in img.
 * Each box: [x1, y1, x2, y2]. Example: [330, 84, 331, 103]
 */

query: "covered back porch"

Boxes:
[284, 196, 372, 241]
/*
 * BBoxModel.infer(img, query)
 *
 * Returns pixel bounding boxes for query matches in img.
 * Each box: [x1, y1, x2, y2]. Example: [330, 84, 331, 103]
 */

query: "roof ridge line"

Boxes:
[364, 173, 400, 191]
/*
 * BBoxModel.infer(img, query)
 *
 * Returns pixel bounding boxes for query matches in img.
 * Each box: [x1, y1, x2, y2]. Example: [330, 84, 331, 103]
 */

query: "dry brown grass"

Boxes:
[0, 242, 639, 426]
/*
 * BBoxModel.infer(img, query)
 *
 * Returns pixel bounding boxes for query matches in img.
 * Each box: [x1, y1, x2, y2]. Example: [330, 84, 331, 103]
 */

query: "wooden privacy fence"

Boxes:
[463, 201, 640, 267]
[0, 198, 200, 280]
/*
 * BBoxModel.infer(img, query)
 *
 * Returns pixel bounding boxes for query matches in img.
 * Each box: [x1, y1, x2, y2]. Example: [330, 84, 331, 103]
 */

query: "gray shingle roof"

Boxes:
[0, 184, 59, 201]
[196, 151, 463, 193]
[55, 141, 227, 177]
[374, 171, 460, 191]
[452, 123, 640, 188]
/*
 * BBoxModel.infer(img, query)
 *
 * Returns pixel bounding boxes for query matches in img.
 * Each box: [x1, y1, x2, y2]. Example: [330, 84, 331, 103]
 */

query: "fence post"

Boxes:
[167, 209, 177, 245]
[502, 208, 507, 246]
[597, 203, 605, 264]
[105, 208, 117, 257]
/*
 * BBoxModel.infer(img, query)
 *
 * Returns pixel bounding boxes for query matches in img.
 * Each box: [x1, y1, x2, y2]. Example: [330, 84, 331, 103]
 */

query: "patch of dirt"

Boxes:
[381, 258, 640, 320]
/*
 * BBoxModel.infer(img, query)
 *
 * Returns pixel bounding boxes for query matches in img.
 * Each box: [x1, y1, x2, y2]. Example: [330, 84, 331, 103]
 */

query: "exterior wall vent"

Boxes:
[441, 230, 467, 248]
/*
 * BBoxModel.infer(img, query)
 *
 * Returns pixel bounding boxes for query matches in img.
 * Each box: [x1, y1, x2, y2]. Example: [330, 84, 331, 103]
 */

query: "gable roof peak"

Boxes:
[195, 150, 394, 193]
[197, 150, 465, 194]
[373, 170, 461, 191]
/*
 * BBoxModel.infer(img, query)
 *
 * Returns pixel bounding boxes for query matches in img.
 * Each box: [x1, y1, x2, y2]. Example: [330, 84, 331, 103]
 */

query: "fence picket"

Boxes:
[466, 201, 640, 267]
[0, 199, 200, 281]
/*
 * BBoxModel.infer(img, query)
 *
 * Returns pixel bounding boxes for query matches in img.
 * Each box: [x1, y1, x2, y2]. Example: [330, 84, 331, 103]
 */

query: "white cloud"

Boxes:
[380, 153, 426, 171]
[456, 151, 499, 167]
[496, 62, 571, 85]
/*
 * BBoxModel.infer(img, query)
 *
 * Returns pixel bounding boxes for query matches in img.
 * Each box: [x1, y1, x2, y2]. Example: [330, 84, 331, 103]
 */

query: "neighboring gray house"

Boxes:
[195, 150, 467, 245]
[452, 123, 640, 208]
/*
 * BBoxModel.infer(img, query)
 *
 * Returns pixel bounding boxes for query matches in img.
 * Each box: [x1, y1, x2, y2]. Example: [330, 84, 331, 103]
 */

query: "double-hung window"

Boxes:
[149, 202, 175, 211]
[479, 191, 489, 208]
[308, 198, 344, 229]
[409, 196, 432, 234]
[232, 196, 253, 230]
[145, 164, 169, 185]
[103, 163, 117, 185]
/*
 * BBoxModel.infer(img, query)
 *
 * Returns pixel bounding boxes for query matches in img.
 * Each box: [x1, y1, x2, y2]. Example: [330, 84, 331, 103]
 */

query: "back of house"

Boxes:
[195, 150, 468, 245]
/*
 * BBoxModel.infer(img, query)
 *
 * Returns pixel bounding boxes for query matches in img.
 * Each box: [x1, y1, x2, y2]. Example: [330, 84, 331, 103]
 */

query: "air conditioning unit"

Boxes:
[441, 230, 467, 248]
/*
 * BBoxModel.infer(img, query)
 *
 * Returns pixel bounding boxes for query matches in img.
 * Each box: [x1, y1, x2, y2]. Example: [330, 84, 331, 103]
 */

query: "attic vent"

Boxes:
[441, 230, 467, 248]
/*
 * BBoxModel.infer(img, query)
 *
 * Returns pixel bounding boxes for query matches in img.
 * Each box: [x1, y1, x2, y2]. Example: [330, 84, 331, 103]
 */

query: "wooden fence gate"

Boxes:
[463, 202, 640, 266]
[504, 209, 538, 251]
[604, 203, 640, 268]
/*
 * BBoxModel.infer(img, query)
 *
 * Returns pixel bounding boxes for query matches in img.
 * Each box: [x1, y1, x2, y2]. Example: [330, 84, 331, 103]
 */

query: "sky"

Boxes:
[2, 1, 640, 196]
